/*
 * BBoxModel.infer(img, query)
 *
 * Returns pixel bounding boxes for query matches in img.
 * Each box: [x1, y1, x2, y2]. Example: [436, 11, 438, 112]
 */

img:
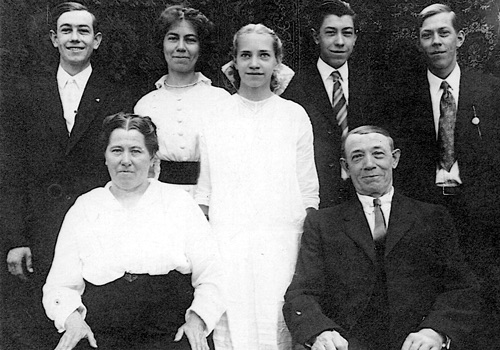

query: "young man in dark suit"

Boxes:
[2, 2, 134, 347]
[284, 126, 480, 350]
[393, 4, 500, 346]
[282, 0, 378, 208]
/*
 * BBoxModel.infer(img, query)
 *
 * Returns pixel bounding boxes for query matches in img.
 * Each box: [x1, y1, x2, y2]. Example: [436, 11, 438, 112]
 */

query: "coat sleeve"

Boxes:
[283, 211, 343, 345]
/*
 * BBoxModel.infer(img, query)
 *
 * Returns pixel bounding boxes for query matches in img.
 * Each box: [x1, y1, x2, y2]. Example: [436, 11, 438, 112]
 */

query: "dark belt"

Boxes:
[439, 185, 462, 196]
[159, 161, 200, 185]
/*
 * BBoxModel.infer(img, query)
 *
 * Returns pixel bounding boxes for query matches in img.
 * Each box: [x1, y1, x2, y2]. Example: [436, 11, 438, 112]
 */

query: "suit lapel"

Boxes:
[66, 72, 103, 154]
[307, 66, 337, 129]
[41, 76, 69, 149]
[384, 193, 414, 257]
[342, 199, 377, 263]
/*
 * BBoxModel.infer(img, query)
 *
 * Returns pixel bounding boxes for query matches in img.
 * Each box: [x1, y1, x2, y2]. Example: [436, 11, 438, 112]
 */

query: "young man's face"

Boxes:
[313, 14, 357, 69]
[419, 11, 465, 79]
[50, 10, 101, 75]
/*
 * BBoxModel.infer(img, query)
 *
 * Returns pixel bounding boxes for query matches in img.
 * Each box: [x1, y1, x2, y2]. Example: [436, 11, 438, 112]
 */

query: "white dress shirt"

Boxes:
[56, 65, 92, 134]
[43, 179, 225, 334]
[427, 64, 462, 185]
[317, 57, 350, 105]
[356, 187, 394, 235]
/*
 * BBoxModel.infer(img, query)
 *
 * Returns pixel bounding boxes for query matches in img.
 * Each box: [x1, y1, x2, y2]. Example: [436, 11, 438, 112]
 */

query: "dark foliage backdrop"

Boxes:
[1, 0, 499, 100]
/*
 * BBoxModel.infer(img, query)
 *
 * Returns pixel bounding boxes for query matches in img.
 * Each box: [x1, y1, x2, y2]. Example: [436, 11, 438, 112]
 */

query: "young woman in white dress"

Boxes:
[195, 24, 319, 350]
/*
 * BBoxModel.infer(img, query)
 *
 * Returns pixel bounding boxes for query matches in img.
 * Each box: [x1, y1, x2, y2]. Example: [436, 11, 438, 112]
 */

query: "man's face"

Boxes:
[419, 12, 465, 79]
[50, 10, 101, 75]
[341, 133, 400, 198]
[313, 14, 357, 69]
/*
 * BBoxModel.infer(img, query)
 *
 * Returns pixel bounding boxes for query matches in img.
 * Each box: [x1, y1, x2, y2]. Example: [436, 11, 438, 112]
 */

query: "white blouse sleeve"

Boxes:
[180, 193, 225, 333]
[42, 200, 87, 332]
[295, 106, 320, 210]
[194, 131, 212, 207]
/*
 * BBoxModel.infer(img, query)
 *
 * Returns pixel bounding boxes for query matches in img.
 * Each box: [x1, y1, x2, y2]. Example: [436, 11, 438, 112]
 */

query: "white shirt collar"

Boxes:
[56, 64, 93, 90]
[317, 57, 349, 83]
[155, 72, 212, 90]
[356, 186, 394, 210]
[427, 63, 461, 97]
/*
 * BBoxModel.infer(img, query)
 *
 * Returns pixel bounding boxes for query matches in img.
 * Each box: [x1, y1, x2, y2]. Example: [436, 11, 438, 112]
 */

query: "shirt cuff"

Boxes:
[50, 295, 87, 332]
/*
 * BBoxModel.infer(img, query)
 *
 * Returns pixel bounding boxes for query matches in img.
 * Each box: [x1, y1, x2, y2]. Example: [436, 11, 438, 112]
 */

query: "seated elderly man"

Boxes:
[283, 126, 480, 350]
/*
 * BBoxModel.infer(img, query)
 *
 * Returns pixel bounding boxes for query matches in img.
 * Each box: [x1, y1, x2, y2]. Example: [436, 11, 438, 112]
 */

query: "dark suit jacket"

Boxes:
[284, 193, 480, 350]
[393, 69, 500, 287]
[2, 68, 134, 275]
[282, 63, 382, 208]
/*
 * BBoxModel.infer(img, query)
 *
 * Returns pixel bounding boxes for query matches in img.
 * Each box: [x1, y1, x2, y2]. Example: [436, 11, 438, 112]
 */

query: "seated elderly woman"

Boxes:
[42, 113, 225, 350]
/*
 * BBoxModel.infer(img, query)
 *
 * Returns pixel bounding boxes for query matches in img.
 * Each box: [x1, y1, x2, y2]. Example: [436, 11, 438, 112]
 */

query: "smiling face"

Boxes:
[314, 14, 356, 69]
[419, 11, 465, 79]
[105, 129, 153, 193]
[341, 132, 400, 197]
[50, 10, 101, 76]
[163, 20, 200, 74]
[234, 32, 278, 93]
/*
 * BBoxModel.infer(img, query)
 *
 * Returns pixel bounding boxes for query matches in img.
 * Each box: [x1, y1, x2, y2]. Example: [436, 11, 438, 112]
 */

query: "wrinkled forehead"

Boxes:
[345, 133, 391, 153]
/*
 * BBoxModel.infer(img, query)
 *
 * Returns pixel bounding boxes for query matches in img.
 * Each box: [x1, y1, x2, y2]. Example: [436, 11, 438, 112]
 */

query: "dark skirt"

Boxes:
[73, 271, 207, 350]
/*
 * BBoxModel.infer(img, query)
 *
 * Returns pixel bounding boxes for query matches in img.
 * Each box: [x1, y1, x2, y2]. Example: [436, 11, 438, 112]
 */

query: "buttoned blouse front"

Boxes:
[134, 73, 230, 162]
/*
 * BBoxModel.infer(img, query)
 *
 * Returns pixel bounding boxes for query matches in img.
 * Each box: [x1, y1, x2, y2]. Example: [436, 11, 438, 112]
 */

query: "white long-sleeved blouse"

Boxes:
[43, 179, 225, 334]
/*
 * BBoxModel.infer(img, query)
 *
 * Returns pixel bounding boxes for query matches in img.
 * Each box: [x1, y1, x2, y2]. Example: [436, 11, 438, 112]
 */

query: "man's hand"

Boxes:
[401, 328, 444, 350]
[311, 330, 348, 350]
[54, 310, 97, 350]
[7, 247, 33, 280]
[174, 311, 209, 350]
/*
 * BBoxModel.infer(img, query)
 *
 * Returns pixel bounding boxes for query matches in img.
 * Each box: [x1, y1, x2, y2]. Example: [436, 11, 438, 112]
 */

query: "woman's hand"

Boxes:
[54, 310, 97, 350]
[174, 311, 209, 350]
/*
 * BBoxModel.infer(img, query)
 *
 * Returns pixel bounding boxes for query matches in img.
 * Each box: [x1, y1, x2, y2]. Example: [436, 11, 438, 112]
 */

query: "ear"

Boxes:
[93, 32, 102, 50]
[391, 149, 401, 169]
[50, 30, 58, 48]
[311, 28, 319, 45]
[340, 158, 350, 174]
[456, 30, 465, 48]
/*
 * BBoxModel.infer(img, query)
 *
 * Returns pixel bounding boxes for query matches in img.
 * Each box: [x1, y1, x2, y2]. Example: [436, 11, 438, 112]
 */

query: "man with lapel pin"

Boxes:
[2, 2, 133, 347]
[282, 0, 379, 208]
[284, 126, 480, 350]
[393, 4, 500, 346]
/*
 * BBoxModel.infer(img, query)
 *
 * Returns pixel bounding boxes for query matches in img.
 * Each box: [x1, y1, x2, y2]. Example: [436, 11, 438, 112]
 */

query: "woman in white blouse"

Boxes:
[195, 24, 319, 350]
[43, 113, 224, 350]
[134, 5, 229, 194]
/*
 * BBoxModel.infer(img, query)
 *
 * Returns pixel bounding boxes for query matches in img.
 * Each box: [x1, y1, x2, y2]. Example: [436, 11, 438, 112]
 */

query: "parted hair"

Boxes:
[50, 2, 98, 32]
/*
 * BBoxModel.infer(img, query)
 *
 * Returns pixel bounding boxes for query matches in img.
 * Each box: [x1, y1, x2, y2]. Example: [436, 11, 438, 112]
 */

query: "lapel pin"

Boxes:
[472, 105, 481, 139]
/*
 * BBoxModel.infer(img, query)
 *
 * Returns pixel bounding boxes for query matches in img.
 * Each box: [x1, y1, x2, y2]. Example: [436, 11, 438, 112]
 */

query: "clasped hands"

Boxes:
[311, 328, 444, 350]
[53, 310, 209, 350]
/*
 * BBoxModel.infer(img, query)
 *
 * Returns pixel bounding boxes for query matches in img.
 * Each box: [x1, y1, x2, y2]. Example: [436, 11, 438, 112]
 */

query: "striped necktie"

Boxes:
[438, 81, 457, 172]
[331, 71, 348, 140]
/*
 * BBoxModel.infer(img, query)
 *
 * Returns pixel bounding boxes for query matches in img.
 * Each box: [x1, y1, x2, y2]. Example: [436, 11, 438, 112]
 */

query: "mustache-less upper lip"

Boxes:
[431, 51, 446, 55]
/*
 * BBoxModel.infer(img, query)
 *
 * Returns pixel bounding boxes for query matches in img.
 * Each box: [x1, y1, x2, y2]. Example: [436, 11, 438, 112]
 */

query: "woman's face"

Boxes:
[163, 20, 200, 74]
[105, 129, 153, 192]
[234, 32, 278, 91]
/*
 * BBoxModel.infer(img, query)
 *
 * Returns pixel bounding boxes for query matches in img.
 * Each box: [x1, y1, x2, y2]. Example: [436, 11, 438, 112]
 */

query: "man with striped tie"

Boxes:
[282, 0, 380, 208]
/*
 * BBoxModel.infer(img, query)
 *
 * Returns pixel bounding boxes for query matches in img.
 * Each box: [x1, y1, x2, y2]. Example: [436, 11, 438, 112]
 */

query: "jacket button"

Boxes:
[329, 163, 335, 168]
[295, 310, 302, 315]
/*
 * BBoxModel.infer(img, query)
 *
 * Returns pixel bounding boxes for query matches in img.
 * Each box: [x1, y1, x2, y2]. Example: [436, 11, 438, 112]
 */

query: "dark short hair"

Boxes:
[230, 23, 283, 91]
[50, 2, 98, 33]
[311, 0, 358, 33]
[418, 3, 461, 33]
[101, 113, 159, 157]
[341, 125, 395, 158]
[156, 4, 214, 66]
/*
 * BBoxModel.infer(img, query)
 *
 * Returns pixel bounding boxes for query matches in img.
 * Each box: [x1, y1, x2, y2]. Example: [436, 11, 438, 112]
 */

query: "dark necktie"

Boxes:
[438, 81, 457, 172]
[373, 198, 386, 242]
[331, 71, 348, 140]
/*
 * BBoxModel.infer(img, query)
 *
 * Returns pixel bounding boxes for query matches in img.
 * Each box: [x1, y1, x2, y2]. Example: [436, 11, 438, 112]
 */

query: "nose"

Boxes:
[121, 151, 132, 166]
[249, 55, 259, 69]
[176, 38, 186, 51]
[431, 32, 442, 46]
[70, 28, 79, 41]
[333, 33, 345, 46]
[363, 155, 376, 169]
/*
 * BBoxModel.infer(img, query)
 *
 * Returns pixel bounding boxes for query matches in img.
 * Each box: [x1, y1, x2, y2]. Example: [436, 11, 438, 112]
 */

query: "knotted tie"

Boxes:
[438, 81, 457, 172]
[64, 78, 79, 133]
[331, 71, 348, 140]
[373, 198, 386, 242]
